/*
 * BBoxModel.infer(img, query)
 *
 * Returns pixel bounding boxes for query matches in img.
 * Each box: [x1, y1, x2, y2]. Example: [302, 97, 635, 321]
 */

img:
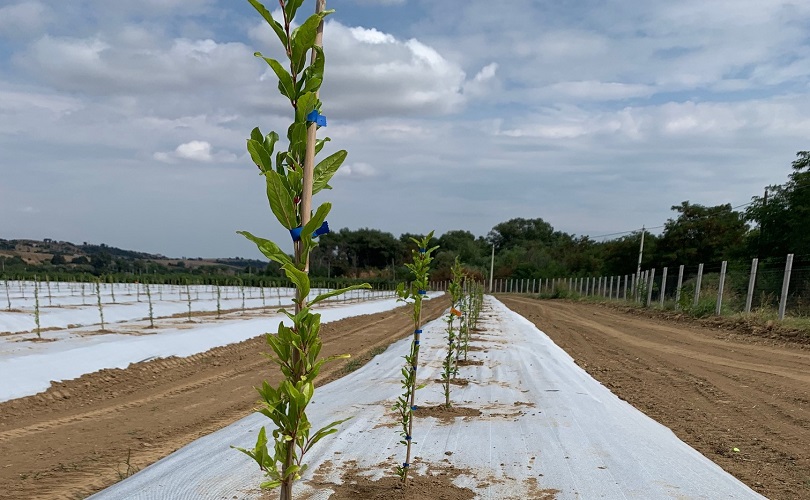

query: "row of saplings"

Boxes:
[230, 1, 482, 498]
[392, 243, 485, 483]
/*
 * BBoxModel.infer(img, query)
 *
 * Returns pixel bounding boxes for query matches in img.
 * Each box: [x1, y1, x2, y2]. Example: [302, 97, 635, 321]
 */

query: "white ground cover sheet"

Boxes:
[0, 281, 344, 334]
[0, 293, 403, 403]
[91, 296, 763, 499]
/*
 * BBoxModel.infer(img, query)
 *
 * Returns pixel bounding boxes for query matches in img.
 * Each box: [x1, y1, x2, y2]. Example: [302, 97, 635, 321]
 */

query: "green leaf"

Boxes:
[295, 91, 318, 124]
[290, 11, 333, 74]
[254, 52, 296, 100]
[265, 169, 297, 229]
[250, 127, 264, 143]
[312, 150, 347, 195]
[301, 46, 324, 94]
[283, 0, 305, 23]
[287, 122, 307, 164]
[304, 417, 352, 454]
[315, 137, 330, 155]
[263, 131, 279, 156]
[236, 231, 291, 265]
[247, 0, 287, 47]
[310, 283, 371, 306]
[247, 139, 273, 173]
[300, 202, 331, 257]
[282, 263, 310, 299]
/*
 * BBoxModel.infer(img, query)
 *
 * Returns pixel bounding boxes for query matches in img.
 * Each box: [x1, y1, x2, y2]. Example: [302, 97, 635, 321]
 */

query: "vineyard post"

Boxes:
[745, 258, 758, 314]
[660, 267, 668, 307]
[693, 263, 704, 308]
[778, 253, 794, 320]
[715, 261, 727, 316]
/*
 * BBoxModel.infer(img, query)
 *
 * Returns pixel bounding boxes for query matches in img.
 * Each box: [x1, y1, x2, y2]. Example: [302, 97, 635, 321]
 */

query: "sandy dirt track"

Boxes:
[0, 298, 449, 500]
[500, 297, 809, 500]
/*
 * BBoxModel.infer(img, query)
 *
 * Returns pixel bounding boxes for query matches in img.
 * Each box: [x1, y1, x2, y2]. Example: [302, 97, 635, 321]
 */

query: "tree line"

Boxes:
[3, 151, 807, 287]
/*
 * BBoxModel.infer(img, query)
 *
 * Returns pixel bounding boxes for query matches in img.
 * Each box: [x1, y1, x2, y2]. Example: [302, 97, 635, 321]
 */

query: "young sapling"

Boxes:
[216, 284, 222, 319]
[393, 233, 438, 483]
[233, 1, 366, 498]
[45, 275, 52, 306]
[33, 277, 41, 338]
[186, 282, 193, 322]
[146, 282, 155, 328]
[442, 258, 464, 405]
[96, 279, 105, 331]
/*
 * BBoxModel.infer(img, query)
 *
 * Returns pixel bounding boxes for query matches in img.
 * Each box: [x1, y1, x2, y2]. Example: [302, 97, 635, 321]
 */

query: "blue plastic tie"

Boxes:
[290, 221, 330, 241]
[289, 227, 303, 241]
[405, 435, 412, 441]
[414, 340, 420, 345]
[418, 248, 426, 253]
[418, 290, 427, 295]
[403, 462, 410, 468]
[410, 405, 418, 411]
[313, 221, 330, 238]
[415, 329, 423, 334]
[411, 365, 417, 371]
[306, 109, 327, 127]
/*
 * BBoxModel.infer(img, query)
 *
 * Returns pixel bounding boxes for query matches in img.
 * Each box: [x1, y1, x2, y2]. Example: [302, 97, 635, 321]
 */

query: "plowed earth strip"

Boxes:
[0, 298, 448, 500]
[499, 296, 810, 500]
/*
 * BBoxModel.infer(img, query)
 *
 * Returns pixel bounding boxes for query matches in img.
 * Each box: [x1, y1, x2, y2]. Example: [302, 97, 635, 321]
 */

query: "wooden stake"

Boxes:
[299, 0, 326, 274]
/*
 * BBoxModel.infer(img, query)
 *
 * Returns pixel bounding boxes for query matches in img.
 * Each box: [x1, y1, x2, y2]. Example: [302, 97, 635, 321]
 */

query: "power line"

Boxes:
[589, 201, 755, 241]
[590, 225, 664, 240]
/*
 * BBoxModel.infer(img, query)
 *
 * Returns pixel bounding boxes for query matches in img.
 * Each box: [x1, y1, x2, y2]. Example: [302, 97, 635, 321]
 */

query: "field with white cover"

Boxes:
[86, 296, 762, 499]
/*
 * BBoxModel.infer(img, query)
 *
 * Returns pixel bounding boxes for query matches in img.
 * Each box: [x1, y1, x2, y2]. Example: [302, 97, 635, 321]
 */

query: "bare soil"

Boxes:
[312, 459, 476, 500]
[0, 298, 448, 500]
[500, 296, 810, 500]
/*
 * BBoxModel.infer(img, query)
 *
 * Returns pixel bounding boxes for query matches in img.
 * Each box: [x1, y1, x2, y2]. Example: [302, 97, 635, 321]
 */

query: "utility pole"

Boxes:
[758, 187, 768, 258]
[489, 244, 495, 293]
[635, 226, 645, 300]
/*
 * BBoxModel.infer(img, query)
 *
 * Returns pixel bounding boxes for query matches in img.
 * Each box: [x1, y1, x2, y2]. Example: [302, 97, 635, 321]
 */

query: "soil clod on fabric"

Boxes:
[434, 377, 470, 386]
[316, 461, 475, 500]
[414, 405, 482, 422]
[456, 359, 484, 366]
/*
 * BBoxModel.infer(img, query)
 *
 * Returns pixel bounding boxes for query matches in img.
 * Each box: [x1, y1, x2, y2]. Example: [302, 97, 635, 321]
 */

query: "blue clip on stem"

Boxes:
[306, 109, 327, 127]
[290, 221, 330, 242]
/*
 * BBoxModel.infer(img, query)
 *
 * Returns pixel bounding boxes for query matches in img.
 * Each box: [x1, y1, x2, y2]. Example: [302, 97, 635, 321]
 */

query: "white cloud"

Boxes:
[0, 2, 50, 39]
[19, 34, 256, 95]
[251, 20, 495, 118]
[538, 81, 655, 101]
[336, 162, 377, 178]
[154, 140, 237, 163]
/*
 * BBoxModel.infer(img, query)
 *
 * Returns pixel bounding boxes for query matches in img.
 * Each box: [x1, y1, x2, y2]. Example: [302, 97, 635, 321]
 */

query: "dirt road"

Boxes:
[0, 298, 448, 500]
[500, 296, 810, 500]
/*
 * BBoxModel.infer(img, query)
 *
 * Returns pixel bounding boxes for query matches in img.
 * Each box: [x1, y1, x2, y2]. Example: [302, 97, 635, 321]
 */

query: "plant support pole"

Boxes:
[778, 254, 794, 321]
[745, 258, 758, 314]
[716, 260, 727, 316]
[693, 263, 704, 308]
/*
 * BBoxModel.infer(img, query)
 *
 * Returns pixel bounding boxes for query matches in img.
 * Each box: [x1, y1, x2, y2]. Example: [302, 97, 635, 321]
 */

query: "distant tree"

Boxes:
[71, 256, 90, 265]
[50, 253, 67, 265]
[487, 217, 556, 250]
[656, 201, 747, 267]
[746, 151, 810, 259]
[597, 232, 658, 276]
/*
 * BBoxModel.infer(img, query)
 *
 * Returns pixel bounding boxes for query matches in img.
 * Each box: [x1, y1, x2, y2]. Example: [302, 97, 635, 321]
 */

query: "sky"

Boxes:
[1, 0, 808, 259]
